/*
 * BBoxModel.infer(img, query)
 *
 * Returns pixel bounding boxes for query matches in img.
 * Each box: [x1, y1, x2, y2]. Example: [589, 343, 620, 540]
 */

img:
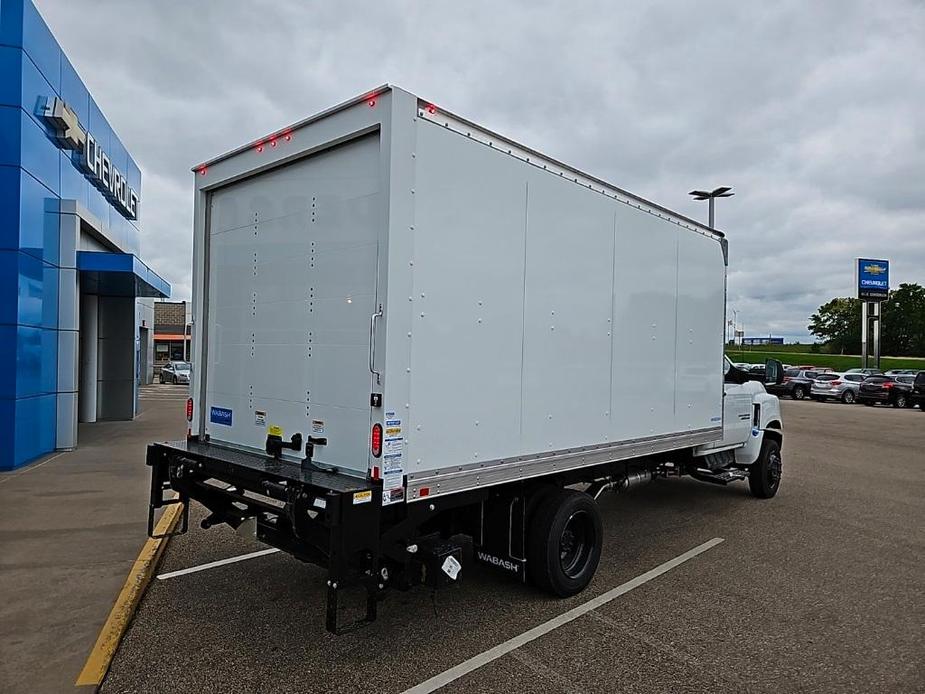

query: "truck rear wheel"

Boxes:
[527, 488, 602, 597]
[748, 438, 782, 499]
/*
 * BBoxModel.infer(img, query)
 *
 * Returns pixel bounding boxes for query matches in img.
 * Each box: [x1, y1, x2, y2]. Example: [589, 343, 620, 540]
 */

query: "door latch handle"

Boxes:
[369, 306, 383, 384]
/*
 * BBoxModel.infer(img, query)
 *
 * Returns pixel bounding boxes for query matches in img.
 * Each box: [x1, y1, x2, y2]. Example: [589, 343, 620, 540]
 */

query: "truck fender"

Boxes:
[735, 392, 783, 466]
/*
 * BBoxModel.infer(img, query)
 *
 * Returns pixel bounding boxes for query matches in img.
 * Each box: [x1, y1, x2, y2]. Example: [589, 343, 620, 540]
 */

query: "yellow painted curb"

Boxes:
[75, 501, 185, 688]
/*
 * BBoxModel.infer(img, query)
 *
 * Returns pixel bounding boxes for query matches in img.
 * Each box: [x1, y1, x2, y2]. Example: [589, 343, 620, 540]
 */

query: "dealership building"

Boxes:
[1, 0, 169, 469]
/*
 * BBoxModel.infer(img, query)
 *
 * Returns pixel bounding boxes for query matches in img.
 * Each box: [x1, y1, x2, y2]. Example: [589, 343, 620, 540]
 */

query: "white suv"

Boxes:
[810, 372, 866, 404]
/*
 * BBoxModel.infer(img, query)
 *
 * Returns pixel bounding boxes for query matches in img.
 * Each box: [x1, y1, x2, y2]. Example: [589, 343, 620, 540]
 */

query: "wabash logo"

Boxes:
[476, 551, 521, 574]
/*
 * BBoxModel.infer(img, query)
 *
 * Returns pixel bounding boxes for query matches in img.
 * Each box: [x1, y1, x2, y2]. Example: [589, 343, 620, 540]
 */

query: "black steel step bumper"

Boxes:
[146, 440, 383, 633]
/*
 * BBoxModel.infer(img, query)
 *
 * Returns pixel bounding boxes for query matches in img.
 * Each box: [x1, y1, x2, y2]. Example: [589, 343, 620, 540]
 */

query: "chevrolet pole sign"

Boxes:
[856, 258, 890, 301]
[41, 97, 139, 220]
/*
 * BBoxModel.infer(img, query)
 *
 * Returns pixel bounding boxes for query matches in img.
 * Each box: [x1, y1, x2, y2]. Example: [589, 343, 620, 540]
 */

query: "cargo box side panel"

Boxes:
[610, 206, 680, 439]
[204, 135, 381, 473]
[521, 175, 615, 451]
[407, 124, 528, 471]
[674, 230, 725, 430]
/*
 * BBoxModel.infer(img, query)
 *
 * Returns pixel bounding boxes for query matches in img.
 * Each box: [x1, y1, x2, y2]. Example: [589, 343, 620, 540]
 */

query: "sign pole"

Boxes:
[873, 301, 881, 370]
[861, 302, 869, 369]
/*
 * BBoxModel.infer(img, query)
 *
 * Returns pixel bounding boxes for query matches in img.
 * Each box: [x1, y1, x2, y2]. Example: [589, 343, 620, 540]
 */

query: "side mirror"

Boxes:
[765, 358, 784, 386]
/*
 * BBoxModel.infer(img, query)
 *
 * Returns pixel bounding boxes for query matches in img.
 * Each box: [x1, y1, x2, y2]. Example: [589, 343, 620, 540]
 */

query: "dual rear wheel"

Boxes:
[526, 488, 602, 597]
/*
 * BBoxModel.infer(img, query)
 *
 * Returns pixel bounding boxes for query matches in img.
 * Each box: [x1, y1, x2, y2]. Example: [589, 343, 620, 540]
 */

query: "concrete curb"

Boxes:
[75, 501, 185, 689]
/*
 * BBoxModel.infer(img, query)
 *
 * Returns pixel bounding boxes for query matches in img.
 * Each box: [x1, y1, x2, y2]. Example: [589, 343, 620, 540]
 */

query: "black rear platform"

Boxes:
[147, 439, 382, 633]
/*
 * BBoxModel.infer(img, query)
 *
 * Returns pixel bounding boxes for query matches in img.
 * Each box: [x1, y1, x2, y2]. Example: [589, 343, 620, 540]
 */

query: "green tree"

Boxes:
[808, 297, 861, 354]
[809, 283, 925, 356]
[882, 283, 925, 356]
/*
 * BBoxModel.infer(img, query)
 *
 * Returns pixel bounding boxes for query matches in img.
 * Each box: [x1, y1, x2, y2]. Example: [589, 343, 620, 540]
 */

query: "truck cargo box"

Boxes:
[189, 85, 726, 507]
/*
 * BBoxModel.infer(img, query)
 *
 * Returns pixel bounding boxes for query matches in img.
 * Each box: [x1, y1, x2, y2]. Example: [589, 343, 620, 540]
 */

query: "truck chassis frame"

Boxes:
[146, 435, 763, 634]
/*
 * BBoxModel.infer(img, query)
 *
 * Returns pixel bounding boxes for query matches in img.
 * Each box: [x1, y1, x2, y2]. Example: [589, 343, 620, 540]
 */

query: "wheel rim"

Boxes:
[844, 391, 854, 403]
[897, 396, 906, 407]
[767, 449, 782, 490]
[794, 388, 804, 399]
[559, 511, 593, 578]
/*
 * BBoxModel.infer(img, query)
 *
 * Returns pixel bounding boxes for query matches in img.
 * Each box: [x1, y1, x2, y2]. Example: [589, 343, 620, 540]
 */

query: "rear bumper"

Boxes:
[146, 439, 383, 632]
[857, 392, 890, 403]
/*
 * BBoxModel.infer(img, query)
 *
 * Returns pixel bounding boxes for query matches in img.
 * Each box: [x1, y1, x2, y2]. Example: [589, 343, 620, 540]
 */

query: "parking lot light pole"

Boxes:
[689, 186, 734, 229]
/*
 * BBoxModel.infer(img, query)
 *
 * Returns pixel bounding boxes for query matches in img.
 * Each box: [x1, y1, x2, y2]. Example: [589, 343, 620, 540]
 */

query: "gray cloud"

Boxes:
[36, 0, 925, 340]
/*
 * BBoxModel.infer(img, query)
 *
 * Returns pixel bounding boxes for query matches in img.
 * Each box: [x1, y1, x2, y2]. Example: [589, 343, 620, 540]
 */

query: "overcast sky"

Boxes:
[36, 0, 924, 341]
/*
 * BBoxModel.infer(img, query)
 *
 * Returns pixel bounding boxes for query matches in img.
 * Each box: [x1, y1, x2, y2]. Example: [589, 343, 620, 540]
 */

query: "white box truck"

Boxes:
[147, 85, 785, 633]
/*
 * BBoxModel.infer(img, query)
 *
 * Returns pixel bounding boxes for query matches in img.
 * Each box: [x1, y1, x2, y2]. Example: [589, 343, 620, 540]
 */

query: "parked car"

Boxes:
[810, 372, 866, 404]
[846, 368, 883, 376]
[857, 375, 913, 408]
[911, 372, 925, 410]
[884, 369, 920, 376]
[766, 368, 820, 400]
[159, 361, 191, 384]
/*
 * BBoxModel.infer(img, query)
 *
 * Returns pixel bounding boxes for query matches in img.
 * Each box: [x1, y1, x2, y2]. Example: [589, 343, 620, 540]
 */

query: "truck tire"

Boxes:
[792, 386, 806, 400]
[527, 488, 602, 597]
[748, 438, 782, 499]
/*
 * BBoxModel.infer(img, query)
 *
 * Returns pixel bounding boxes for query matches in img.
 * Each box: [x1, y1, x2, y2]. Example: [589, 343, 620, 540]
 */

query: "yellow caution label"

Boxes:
[268, 424, 283, 437]
[353, 490, 372, 505]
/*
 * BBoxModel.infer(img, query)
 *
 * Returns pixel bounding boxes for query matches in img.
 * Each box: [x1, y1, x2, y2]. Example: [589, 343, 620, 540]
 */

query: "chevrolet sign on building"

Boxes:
[41, 96, 139, 220]
[0, 0, 169, 470]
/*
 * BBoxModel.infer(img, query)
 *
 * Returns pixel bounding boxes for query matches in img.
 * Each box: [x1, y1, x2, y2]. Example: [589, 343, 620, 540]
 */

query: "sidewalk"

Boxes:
[0, 385, 187, 694]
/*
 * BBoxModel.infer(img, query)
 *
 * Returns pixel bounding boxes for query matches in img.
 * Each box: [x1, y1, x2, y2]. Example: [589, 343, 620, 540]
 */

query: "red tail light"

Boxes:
[830, 380, 842, 386]
[371, 423, 382, 458]
[882, 382, 894, 389]
[186, 397, 193, 422]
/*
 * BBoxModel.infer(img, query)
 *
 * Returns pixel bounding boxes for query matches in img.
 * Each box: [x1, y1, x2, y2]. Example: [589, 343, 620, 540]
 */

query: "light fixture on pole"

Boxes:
[689, 186, 734, 229]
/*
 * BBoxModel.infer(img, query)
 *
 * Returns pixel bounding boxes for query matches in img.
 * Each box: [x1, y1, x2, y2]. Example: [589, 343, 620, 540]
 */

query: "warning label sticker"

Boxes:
[352, 490, 372, 505]
[254, 410, 267, 426]
[311, 419, 325, 435]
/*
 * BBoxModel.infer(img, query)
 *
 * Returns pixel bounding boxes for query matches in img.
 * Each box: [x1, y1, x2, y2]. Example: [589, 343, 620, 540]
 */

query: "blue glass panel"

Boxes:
[87, 96, 111, 155]
[0, 249, 18, 324]
[0, 165, 21, 250]
[86, 183, 112, 233]
[59, 55, 88, 125]
[0, 104, 22, 166]
[20, 0, 60, 91]
[0, 398, 15, 470]
[0, 0, 25, 49]
[18, 167, 58, 261]
[19, 42, 53, 129]
[0, 45, 23, 108]
[59, 148, 87, 207]
[13, 393, 57, 467]
[13, 249, 43, 326]
[19, 109, 59, 194]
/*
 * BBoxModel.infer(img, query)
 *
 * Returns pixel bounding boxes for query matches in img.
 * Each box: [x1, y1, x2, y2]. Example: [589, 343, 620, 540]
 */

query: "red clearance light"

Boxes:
[283, 131, 292, 141]
[368, 97, 377, 108]
[197, 166, 207, 176]
[256, 142, 264, 153]
[186, 397, 193, 422]
[425, 103, 437, 114]
[371, 423, 383, 458]
[419, 487, 430, 497]
[269, 138, 277, 148]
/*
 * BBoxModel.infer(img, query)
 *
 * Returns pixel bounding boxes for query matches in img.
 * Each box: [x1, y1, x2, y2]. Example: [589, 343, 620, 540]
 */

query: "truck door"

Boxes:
[203, 134, 381, 475]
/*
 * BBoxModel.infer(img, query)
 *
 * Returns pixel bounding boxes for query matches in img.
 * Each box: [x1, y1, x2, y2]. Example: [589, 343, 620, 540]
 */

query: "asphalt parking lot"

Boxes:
[101, 399, 924, 693]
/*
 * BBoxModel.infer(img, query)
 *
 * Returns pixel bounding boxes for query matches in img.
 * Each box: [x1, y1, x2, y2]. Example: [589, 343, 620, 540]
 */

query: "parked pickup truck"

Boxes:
[147, 85, 785, 633]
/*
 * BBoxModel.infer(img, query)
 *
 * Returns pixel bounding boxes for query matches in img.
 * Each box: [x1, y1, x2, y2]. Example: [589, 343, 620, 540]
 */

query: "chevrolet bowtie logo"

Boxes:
[42, 96, 86, 151]
[863, 263, 886, 276]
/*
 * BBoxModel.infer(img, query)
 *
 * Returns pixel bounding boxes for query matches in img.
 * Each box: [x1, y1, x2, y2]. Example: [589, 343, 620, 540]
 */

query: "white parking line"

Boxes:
[401, 537, 725, 694]
[157, 548, 280, 580]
